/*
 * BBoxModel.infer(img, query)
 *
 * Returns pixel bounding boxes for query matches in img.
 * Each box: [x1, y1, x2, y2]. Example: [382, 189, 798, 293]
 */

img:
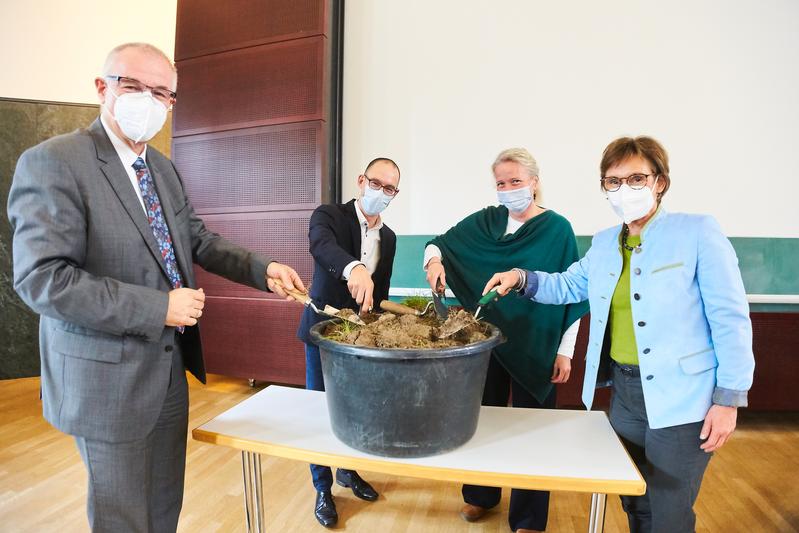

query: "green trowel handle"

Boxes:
[478, 289, 501, 307]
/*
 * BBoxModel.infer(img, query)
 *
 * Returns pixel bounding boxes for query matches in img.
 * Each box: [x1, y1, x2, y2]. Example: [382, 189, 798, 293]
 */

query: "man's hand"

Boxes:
[426, 258, 447, 294]
[266, 262, 307, 300]
[347, 264, 374, 314]
[482, 270, 521, 297]
[699, 404, 738, 452]
[166, 288, 205, 327]
[551, 355, 571, 383]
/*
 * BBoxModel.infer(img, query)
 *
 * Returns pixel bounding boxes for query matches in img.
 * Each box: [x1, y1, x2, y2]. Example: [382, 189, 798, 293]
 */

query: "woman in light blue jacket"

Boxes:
[484, 136, 755, 533]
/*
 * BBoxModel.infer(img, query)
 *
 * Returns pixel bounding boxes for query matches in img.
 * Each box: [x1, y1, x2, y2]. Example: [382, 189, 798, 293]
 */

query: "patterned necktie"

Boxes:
[133, 158, 185, 332]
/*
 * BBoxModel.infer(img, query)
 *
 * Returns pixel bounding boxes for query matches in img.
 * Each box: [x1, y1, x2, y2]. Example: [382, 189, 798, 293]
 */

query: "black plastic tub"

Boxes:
[309, 320, 505, 458]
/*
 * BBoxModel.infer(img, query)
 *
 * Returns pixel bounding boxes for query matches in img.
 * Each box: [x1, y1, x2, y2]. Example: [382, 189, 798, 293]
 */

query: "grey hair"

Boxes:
[101, 42, 177, 82]
[492, 147, 540, 178]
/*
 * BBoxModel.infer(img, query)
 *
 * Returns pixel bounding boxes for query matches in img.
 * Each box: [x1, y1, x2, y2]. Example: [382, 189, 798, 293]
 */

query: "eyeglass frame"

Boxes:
[104, 75, 177, 105]
[600, 173, 657, 192]
[363, 174, 400, 196]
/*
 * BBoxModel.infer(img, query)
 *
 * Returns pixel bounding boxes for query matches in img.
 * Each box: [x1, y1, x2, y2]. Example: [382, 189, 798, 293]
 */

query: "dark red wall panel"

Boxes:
[175, 0, 325, 61]
[173, 37, 326, 136]
[173, 122, 323, 214]
[175, 0, 338, 383]
[556, 313, 799, 411]
[193, 211, 315, 298]
[200, 296, 305, 384]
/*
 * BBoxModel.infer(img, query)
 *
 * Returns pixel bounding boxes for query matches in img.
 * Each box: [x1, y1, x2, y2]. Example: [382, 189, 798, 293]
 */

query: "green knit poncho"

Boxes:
[429, 206, 588, 402]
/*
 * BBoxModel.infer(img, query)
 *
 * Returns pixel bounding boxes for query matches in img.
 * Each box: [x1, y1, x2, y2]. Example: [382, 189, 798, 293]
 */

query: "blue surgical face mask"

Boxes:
[360, 184, 393, 216]
[497, 186, 533, 213]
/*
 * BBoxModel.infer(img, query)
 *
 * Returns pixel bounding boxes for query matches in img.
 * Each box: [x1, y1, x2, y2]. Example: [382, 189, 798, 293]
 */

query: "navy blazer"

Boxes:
[297, 199, 396, 344]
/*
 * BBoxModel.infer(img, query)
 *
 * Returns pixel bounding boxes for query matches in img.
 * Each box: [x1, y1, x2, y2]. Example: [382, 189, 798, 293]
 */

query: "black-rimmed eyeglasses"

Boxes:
[364, 175, 399, 196]
[105, 75, 177, 105]
[601, 173, 656, 192]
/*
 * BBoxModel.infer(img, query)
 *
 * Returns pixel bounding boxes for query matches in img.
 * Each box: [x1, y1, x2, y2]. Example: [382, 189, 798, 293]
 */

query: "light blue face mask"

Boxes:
[360, 185, 393, 215]
[497, 186, 533, 213]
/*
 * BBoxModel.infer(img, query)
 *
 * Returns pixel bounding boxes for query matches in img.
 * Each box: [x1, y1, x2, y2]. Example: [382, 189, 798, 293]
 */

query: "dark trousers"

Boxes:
[462, 353, 556, 532]
[305, 343, 356, 492]
[75, 346, 188, 533]
[609, 362, 712, 533]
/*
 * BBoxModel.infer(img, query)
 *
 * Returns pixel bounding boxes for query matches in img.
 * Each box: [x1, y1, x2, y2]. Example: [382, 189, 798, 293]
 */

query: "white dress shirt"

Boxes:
[342, 200, 383, 279]
[423, 212, 580, 357]
[100, 115, 148, 214]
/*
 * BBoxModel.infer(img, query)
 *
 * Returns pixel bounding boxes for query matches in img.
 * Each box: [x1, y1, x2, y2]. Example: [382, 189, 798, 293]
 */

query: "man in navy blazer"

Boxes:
[297, 158, 400, 527]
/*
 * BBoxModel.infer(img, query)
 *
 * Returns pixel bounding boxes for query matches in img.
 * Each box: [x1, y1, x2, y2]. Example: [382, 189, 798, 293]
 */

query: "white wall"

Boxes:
[342, 0, 799, 238]
[0, 0, 177, 105]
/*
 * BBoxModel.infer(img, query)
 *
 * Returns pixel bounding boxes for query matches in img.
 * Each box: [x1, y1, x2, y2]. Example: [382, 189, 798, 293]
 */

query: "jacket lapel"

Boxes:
[88, 119, 170, 278]
[345, 200, 362, 256]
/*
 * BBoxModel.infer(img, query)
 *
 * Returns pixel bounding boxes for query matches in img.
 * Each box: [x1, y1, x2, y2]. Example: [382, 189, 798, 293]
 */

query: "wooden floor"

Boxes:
[1, 375, 797, 533]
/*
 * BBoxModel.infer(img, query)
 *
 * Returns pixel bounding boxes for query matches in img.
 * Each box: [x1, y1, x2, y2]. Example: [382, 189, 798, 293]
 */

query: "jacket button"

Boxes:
[634, 247, 642, 254]
[165, 345, 173, 352]
[638, 321, 646, 327]
[646, 375, 654, 380]
[634, 293, 640, 300]
[634, 268, 641, 275]
[643, 348, 651, 354]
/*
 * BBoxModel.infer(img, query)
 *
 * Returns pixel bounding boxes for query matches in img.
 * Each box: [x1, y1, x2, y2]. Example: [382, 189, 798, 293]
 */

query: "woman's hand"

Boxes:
[482, 270, 521, 296]
[426, 258, 447, 293]
[551, 355, 571, 383]
[699, 405, 738, 452]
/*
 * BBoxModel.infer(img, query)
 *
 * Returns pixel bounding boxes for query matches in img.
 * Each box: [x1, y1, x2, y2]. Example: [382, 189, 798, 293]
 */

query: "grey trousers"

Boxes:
[609, 362, 712, 533]
[75, 347, 189, 533]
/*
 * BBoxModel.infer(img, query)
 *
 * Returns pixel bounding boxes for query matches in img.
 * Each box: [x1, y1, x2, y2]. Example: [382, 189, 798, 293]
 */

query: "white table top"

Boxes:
[193, 385, 644, 495]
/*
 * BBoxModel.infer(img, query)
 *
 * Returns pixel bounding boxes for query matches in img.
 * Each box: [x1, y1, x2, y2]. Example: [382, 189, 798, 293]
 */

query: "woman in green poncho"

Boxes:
[424, 148, 588, 533]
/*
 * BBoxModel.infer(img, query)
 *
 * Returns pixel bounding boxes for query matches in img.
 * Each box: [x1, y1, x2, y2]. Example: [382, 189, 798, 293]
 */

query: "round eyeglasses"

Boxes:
[600, 173, 655, 192]
[364, 175, 399, 196]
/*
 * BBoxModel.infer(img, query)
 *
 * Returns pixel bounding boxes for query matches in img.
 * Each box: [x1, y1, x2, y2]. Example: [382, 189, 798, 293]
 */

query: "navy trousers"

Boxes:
[462, 353, 556, 532]
[305, 343, 357, 492]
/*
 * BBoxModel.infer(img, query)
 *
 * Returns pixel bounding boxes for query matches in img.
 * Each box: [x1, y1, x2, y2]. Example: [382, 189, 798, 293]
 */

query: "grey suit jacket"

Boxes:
[7, 118, 273, 442]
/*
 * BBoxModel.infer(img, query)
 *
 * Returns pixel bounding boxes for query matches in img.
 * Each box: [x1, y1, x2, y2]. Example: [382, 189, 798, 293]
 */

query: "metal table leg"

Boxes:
[242, 451, 265, 532]
[588, 493, 607, 533]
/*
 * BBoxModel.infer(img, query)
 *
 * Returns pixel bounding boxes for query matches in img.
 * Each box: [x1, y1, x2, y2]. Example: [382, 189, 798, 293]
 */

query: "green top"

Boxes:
[429, 206, 589, 402]
[610, 234, 641, 365]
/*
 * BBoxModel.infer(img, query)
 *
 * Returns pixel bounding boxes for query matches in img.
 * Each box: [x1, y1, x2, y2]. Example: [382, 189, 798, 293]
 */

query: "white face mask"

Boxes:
[497, 186, 533, 213]
[606, 178, 658, 224]
[106, 89, 168, 143]
[360, 184, 393, 215]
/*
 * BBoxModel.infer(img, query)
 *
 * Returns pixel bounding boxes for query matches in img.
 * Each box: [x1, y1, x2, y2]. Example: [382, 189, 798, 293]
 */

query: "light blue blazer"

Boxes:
[529, 209, 755, 429]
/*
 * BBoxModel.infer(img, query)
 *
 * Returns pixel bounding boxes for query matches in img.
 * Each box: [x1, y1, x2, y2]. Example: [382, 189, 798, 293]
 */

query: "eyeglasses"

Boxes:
[364, 175, 399, 196]
[105, 75, 177, 105]
[600, 173, 655, 192]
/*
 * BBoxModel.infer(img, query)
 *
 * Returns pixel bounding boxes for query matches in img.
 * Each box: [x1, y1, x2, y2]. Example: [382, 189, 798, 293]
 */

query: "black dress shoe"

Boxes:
[336, 469, 379, 501]
[314, 490, 338, 528]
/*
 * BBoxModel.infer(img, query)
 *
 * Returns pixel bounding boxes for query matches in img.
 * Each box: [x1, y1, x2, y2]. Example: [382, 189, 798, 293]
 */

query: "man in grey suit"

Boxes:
[7, 42, 305, 532]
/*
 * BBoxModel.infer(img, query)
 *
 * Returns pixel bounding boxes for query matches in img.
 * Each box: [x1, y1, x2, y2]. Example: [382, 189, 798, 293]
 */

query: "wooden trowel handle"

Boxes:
[272, 278, 310, 304]
[379, 300, 419, 316]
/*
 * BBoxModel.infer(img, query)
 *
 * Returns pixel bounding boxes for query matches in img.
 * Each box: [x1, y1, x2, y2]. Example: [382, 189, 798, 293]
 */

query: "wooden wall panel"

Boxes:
[173, 38, 326, 136]
[175, 0, 325, 60]
[556, 313, 799, 411]
[193, 212, 315, 298]
[175, 0, 340, 383]
[174, 122, 324, 214]
[200, 297, 305, 385]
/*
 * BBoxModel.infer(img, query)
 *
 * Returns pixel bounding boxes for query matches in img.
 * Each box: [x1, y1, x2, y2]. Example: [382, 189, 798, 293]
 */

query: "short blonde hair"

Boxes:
[102, 42, 177, 82]
[492, 147, 541, 200]
[492, 147, 540, 177]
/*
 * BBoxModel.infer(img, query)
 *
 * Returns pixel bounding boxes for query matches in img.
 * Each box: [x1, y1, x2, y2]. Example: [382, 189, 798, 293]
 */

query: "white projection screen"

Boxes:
[341, 0, 799, 238]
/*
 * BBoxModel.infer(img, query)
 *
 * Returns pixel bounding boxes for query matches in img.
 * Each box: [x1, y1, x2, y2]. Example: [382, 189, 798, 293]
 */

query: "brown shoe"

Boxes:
[460, 504, 488, 522]
[515, 529, 544, 533]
